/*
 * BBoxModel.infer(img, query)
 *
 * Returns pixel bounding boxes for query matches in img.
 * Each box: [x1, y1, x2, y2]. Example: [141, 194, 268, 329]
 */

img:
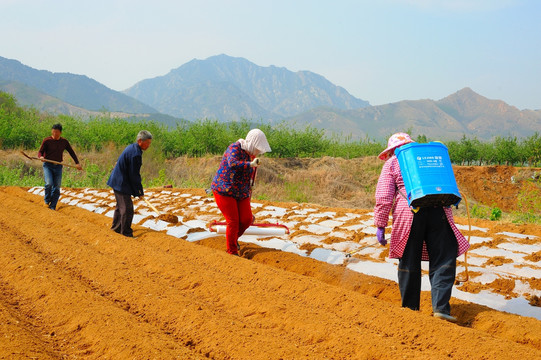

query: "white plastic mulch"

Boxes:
[28, 187, 541, 320]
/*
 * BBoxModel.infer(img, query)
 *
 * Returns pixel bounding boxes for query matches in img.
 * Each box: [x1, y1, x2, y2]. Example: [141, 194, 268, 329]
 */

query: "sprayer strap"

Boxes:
[397, 188, 407, 201]
[396, 188, 420, 213]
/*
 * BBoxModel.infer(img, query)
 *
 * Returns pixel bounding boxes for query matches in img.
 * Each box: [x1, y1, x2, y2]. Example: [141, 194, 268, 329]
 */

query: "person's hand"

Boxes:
[39, 156, 45, 162]
[376, 227, 387, 246]
[250, 158, 260, 167]
[76, 163, 83, 171]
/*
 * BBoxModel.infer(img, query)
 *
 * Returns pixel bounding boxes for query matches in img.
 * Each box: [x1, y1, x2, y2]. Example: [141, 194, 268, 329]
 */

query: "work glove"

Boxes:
[250, 158, 260, 167]
[376, 227, 387, 246]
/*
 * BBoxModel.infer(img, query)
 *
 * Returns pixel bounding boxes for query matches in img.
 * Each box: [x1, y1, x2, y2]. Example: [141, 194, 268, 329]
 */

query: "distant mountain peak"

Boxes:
[125, 54, 370, 121]
[456, 86, 476, 95]
[441, 87, 483, 101]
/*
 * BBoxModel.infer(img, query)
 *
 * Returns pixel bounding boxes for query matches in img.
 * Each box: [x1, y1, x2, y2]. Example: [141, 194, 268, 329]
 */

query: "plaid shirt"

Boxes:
[374, 156, 469, 260]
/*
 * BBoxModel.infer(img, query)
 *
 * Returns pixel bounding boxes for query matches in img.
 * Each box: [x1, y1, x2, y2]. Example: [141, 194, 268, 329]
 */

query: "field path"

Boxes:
[1, 186, 540, 359]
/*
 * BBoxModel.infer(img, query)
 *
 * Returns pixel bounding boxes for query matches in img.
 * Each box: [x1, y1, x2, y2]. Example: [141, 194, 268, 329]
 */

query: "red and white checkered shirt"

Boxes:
[373, 156, 469, 260]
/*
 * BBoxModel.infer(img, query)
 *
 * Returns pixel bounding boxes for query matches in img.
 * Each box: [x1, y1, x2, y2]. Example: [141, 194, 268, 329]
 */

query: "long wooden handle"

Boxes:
[20, 151, 80, 169]
[144, 198, 161, 215]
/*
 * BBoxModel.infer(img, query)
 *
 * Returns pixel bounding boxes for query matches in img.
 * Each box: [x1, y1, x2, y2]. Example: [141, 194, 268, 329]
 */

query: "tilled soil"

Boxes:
[1, 186, 541, 359]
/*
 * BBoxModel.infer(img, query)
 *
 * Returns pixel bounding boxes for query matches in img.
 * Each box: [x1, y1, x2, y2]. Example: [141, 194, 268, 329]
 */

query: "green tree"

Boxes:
[477, 141, 496, 165]
[494, 136, 519, 165]
[522, 133, 541, 166]
[460, 135, 480, 165]
[415, 134, 429, 143]
[0, 91, 18, 113]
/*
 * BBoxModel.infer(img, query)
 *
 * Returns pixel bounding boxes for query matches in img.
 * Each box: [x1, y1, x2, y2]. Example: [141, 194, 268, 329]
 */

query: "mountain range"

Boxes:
[124, 54, 369, 121]
[288, 87, 541, 140]
[0, 56, 156, 114]
[1, 54, 540, 141]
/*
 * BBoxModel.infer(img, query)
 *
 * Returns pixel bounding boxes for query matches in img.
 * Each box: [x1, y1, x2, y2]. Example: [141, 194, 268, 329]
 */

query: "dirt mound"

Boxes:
[157, 213, 179, 223]
[1, 186, 541, 359]
[453, 166, 539, 212]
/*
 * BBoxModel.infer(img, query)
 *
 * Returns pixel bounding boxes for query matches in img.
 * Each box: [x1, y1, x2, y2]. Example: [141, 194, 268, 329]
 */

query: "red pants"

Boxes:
[213, 191, 253, 255]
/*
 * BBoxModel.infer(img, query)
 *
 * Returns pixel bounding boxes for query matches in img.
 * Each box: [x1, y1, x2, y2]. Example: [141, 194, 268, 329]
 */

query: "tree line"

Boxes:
[1, 91, 540, 166]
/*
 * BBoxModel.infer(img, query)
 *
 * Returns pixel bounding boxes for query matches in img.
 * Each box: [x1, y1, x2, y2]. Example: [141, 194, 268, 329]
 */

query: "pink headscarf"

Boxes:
[238, 129, 271, 156]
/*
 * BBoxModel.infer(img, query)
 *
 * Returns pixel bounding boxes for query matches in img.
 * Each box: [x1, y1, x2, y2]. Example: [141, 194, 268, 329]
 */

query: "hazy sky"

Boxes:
[1, 0, 540, 109]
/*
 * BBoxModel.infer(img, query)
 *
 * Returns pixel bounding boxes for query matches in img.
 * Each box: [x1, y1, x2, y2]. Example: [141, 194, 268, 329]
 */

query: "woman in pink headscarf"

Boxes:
[373, 133, 469, 322]
[211, 129, 271, 255]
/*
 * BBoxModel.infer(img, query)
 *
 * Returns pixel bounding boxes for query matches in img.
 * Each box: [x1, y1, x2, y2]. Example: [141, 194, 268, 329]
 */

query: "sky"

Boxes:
[1, 0, 540, 110]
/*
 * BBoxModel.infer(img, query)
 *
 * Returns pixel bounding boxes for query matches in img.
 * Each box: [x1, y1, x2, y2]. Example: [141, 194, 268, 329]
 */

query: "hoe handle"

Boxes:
[144, 198, 161, 215]
[20, 151, 80, 169]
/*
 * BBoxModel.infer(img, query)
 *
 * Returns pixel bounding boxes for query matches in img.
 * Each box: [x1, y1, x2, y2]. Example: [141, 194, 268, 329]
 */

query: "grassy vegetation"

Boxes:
[0, 162, 42, 186]
[514, 176, 541, 224]
[1, 91, 541, 224]
[470, 204, 503, 221]
[3, 91, 541, 164]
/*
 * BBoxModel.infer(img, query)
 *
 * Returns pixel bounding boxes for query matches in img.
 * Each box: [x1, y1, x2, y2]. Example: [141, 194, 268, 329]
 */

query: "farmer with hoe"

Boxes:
[38, 123, 83, 210]
[107, 130, 152, 238]
[373, 133, 470, 323]
[211, 128, 271, 255]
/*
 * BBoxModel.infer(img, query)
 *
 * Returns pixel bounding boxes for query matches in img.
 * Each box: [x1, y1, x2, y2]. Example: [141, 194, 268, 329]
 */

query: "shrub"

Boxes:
[2, 91, 541, 165]
[490, 207, 502, 221]
[0, 162, 42, 186]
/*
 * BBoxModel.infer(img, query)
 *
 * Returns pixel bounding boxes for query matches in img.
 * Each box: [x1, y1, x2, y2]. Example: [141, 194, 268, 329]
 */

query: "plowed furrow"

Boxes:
[0, 218, 205, 359]
[1, 186, 540, 360]
[0, 280, 61, 359]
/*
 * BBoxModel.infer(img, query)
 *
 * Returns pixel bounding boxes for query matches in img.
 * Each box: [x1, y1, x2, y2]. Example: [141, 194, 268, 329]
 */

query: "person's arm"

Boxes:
[128, 153, 144, 197]
[373, 160, 397, 228]
[64, 140, 83, 170]
[38, 138, 47, 159]
[226, 144, 250, 169]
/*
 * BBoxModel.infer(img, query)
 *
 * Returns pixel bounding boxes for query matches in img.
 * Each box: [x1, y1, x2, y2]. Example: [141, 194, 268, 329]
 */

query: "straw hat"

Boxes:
[378, 133, 414, 161]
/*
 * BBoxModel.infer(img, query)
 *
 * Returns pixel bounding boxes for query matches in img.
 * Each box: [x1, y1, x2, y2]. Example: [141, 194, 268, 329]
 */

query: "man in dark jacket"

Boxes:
[107, 130, 152, 237]
[38, 123, 83, 210]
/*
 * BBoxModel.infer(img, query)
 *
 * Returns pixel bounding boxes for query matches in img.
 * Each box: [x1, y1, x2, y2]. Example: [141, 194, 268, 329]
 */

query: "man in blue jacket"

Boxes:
[107, 130, 152, 237]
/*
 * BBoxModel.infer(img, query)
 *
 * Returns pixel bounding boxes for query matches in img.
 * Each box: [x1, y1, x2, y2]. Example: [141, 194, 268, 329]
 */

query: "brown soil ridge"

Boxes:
[454, 165, 539, 212]
[0, 186, 540, 359]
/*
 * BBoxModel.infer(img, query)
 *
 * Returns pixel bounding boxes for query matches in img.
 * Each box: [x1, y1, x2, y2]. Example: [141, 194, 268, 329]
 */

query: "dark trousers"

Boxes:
[43, 163, 63, 210]
[398, 207, 457, 314]
[111, 191, 134, 237]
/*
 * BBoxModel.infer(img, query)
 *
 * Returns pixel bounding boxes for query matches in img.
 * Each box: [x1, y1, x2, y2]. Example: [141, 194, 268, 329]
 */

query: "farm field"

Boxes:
[1, 178, 540, 359]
